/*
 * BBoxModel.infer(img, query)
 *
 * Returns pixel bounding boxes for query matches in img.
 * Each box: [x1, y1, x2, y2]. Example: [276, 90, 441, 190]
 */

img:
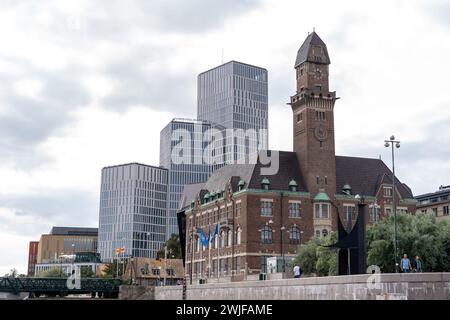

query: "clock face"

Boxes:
[314, 125, 328, 141]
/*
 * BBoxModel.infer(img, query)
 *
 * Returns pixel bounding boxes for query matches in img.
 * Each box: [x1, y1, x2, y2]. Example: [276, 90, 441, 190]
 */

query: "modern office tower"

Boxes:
[197, 60, 269, 163]
[98, 163, 168, 262]
[160, 118, 225, 238]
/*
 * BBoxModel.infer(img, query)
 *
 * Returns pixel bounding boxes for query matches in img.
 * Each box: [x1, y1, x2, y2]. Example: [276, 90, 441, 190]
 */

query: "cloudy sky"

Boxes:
[1, 0, 449, 275]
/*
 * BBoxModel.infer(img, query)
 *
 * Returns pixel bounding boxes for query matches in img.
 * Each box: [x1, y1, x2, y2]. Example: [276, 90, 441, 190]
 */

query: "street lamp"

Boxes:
[385, 135, 400, 273]
[268, 220, 286, 273]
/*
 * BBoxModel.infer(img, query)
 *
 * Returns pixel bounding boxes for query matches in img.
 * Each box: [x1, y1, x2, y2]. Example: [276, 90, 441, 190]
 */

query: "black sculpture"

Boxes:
[329, 200, 367, 275]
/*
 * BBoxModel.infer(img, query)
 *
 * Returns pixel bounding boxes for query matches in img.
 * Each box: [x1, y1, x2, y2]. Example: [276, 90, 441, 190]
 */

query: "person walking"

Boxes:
[400, 254, 412, 273]
[293, 264, 302, 279]
[413, 255, 423, 272]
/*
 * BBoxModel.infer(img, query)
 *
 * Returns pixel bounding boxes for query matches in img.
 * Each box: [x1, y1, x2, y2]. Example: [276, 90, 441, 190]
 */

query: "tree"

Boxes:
[367, 213, 450, 272]
[38, 267, 67, 278]
[293, 212, 450, 276]
[291, 232, 337, 276]
[157, 234, 182, 259]
[80, 266, 95, 278]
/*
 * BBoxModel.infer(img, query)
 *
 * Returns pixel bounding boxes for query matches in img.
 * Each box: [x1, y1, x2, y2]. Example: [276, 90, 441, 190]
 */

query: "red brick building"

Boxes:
[179, 32, 417, 282]
[27, 241, 39, 277]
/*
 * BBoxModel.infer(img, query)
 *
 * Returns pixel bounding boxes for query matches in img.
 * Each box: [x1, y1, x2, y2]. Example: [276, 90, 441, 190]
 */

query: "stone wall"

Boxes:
[154, 273, 450, 300]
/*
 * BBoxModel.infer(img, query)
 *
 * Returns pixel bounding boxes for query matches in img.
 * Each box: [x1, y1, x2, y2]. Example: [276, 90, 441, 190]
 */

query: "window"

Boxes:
[152, 268, 159, 276]
[166, 269, 174, 276]
[315, 85, 322, 91]
[370, 205, 381, 222]
[261, 200, 273, 216]
[296, 112, 303, 122]
[315, 111, 325, 121]
[315, 230, 321, 237]
[261, 225, 273, 244]
[300, 68, 304, 76]
[235, 202, 241, 217]
[227, 229, 232, 247]
[432, 208, 438, 216]
[196, 237, 200, 252]
[289, 226, 301, 245]
[288, 201, 301, 217]
[220, 231, 225, 248]
[444, 206, 449, 216]
[383, 187, 393, 197]
[385, 208, 392, 215]
[322, 229, 329, 237]
[236, 227, 241, 245]
[344, 205, 356, 220]
[314, 203, 330, 219]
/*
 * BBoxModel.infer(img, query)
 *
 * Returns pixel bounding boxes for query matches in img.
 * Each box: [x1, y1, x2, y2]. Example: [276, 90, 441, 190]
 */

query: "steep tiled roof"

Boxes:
[295, 31, 330, 67]
[335, 156, 414, 199]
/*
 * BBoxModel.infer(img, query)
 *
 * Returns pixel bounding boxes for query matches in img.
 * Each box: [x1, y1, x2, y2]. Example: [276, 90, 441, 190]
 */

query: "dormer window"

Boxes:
[238, 179, 245, 191]
[289, 179, 298, 192]
[261, 177, 270, 190]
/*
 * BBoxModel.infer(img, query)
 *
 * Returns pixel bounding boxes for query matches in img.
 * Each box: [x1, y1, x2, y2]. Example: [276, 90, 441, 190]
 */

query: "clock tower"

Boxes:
[289, 31, 338, 197]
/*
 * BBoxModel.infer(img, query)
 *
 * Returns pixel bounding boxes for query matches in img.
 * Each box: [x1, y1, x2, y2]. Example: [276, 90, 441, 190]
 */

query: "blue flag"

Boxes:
[210, 223, 219, 243]
[200, 228, 207, 249]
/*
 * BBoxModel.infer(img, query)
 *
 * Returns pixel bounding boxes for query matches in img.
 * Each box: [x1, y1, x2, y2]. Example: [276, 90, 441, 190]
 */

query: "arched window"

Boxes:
[261, 226, 273, 244]
[220, 230, 225, 248]
[227, 229, 232, 247]
[289, 226, 301, 245]
[236, 227, 242, 245]
[322, 229, 329, 237]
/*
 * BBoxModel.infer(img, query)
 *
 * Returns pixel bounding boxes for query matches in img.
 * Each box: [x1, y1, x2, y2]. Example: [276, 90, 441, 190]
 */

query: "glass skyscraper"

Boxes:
[98, 163, 168, 262]
[160, 118, 225, 238]
[197, 60, 269, 162]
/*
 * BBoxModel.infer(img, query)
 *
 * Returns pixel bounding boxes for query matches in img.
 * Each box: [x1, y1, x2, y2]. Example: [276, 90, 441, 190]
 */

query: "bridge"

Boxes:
[0, 277, 122, 298]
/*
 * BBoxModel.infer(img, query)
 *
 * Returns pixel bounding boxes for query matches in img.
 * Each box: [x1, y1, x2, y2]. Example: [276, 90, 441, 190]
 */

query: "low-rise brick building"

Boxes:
[178, 31, 416, 282]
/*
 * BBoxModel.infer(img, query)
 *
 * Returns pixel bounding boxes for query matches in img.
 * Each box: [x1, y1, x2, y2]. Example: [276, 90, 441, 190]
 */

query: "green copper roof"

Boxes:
[238, 179, 245, 186]
[289, 179, 298, 187]
[342, 183, 352, 190]
[210, 191, 216, 197]
[203, 192, 210, 199]
[262, 177, 270, 184]
[314, 192, 331, 202]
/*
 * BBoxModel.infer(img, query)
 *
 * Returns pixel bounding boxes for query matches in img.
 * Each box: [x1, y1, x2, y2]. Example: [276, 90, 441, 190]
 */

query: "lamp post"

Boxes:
[384, 135, 400, 273]
[71, 243, 75, 276]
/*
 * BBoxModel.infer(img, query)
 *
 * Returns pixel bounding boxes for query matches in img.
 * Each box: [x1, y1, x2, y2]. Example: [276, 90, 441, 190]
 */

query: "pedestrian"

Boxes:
[400, 254, 412, 273]
[293, 264, 302, 279]
[413, 255, 423, 272]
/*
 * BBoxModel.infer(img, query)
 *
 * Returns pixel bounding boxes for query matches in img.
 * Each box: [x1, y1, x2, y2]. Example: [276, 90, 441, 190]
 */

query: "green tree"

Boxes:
[157, 233, 182, 259]
[38, 267, 67, 278]
[292, 232, 337, 276]
[80, 266, 95, 278]
[367, 213, 449, 272]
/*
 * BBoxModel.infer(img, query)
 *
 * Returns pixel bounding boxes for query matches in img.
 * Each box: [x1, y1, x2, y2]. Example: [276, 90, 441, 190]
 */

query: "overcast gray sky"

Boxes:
[1, 0, 449, 275]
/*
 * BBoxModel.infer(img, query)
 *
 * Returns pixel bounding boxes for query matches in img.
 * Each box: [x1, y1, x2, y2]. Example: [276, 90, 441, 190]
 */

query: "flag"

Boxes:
[200, 228, 207, 249]
[210, 223, 219, 243]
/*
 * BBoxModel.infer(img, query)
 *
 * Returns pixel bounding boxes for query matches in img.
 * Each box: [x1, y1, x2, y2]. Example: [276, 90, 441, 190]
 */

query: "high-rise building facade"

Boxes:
[160, 118, 225, 238]
[197, 61, 269, 163]
[98, 163, 168, 262]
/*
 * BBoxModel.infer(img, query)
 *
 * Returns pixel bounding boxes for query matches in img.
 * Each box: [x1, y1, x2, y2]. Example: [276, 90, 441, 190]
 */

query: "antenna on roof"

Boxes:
[313, 27, 315, 32]
[221, 48, 224, 64]
[379, 154, 382, 160]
